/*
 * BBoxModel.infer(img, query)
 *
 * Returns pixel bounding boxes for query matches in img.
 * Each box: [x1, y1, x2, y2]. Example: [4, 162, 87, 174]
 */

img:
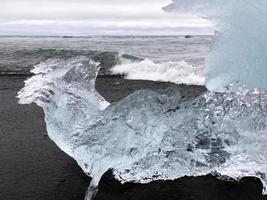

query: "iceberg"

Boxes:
[166, 0, 267, 91]
[18, 57, 267, 199]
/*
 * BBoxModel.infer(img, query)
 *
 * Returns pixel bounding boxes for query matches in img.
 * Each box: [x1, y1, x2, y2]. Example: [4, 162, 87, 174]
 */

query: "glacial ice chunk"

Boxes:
[18, 57, 267, 199]
[167, 0, 267, 91]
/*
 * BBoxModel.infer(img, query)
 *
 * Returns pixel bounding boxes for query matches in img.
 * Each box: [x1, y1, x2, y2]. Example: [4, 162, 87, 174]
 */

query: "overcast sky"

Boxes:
[0, 0, 214, 35]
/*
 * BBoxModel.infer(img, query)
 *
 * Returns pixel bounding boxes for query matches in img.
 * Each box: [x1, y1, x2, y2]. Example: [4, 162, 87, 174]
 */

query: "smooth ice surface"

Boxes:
[18, 57, 267, 199]
[167, 0, 267, 91]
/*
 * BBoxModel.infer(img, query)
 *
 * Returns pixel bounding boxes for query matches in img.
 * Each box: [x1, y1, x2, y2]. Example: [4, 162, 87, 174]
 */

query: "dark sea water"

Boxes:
[0, 36, 213, 80]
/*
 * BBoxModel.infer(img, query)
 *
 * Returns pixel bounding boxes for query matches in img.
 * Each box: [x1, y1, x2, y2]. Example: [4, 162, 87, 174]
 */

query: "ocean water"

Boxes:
[0, 35, 213, 85]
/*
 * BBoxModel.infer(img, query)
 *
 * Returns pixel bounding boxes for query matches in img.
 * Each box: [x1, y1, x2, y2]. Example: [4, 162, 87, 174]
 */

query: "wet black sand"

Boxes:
[0, 75, 266, 200]
[0, 76, 89, 200]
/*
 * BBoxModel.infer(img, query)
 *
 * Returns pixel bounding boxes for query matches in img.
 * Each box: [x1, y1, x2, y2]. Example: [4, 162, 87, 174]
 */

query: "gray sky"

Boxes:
[0, 0, 214, 35]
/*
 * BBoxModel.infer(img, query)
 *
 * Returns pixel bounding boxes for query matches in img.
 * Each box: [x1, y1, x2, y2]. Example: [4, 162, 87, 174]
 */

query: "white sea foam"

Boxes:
[111, 59, 205, 86]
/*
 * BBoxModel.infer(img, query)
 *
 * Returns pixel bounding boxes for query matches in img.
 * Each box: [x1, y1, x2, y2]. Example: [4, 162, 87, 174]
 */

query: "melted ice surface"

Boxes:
[18, 57, 267, 199]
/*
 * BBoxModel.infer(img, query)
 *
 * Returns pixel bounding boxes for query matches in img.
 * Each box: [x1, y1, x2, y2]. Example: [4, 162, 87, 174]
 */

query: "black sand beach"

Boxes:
[0, 75, 266, 200]
[0, 76, 89, 200]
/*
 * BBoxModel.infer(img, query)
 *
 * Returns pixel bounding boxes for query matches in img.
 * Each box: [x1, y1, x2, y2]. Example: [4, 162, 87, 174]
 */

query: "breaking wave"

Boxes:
[1, 47, 205, 86]
[18, 57, 267, 199]
[111, 58, 205, 86]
